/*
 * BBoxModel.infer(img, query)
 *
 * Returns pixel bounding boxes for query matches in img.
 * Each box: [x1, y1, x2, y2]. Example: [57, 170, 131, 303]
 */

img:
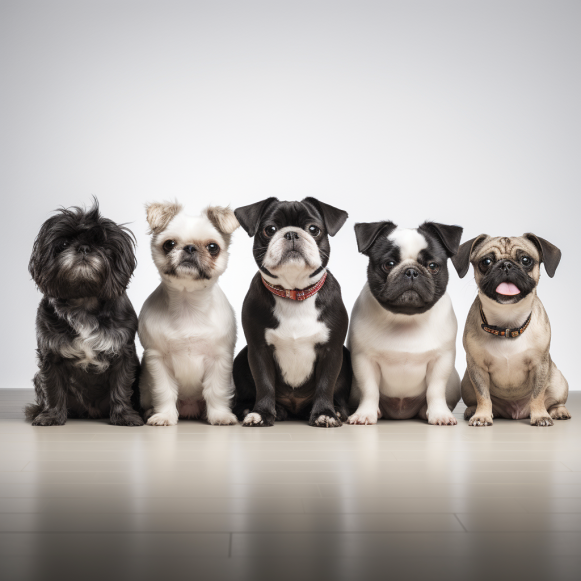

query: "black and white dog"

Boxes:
[232, 197, 351, 428]
[26, 201, 143, 426]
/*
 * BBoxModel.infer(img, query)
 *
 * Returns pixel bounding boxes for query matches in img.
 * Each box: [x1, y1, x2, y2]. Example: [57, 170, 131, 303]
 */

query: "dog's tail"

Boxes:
[24, 403, 42, 421]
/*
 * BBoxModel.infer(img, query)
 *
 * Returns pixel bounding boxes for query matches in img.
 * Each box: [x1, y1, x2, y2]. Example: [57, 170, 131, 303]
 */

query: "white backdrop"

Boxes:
[1, 1, 579, 389]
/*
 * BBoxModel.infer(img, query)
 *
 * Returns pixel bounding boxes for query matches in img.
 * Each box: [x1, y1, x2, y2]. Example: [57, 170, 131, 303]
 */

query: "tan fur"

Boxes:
[145, 201, 183, 235]
[458, 235, 569, 427]
[205, 206, 239, 236]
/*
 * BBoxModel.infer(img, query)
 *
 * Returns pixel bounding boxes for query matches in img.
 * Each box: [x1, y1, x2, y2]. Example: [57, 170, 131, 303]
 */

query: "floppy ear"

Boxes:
[451, 234, 489, 278]
[302, 197, 348, 237]
[234, 197, 278, 237]
[524, 233, 562, 278]
[419, 222, 464, 258]
[146, 201, 183, 235]
[354, 221, 398, 255]
[205, 206, 239, 235]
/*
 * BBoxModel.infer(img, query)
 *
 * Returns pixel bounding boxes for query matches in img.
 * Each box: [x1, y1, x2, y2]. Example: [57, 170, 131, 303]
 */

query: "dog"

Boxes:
[138, 201, 240, 426]
[452, 233, 569, 426]
[348, 221, 463, 425]
[232, 197, 351, 428]
[26, 200, 143, 426]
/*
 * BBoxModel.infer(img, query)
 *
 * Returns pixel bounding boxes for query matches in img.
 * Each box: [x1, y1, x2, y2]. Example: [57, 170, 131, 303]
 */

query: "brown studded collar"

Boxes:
[261, 272, 327, 301]
[480, 303, 532, 339]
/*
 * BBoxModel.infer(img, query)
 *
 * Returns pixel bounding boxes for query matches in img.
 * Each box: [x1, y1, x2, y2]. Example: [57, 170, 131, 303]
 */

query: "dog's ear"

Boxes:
[451, 234, 489, 278]
[205, 206, 239, 235]
[524, 233, 562, 278]
[303, 198, 348, 237]
[234, 198, 278, 237]
[354, 221, 398, 255]
[145, 201, 183, 235]
[419, 222, 463, 258]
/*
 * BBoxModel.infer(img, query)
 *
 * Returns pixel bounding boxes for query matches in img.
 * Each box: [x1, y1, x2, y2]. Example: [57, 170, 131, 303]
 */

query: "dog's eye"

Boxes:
[264, 225, 277, 237]
[162, 240, 176, 253]
[207, 243, 220, 256]
[382, 261, 396, 272]
[520, 256, 532, 267]
[308, 225, 321, 237]
[480, 257, 492, 268]
[428, 262, 440, 274]
[59, 240, 70, 249]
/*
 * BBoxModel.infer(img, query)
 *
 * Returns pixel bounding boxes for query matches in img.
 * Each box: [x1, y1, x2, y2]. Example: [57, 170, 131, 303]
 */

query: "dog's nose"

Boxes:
[183, 245, 196, 254]
[78, 245, 90, 255]
[501, 261, 513, 273]
[284, 231, 299, 241]
[405, 268, 419, 279]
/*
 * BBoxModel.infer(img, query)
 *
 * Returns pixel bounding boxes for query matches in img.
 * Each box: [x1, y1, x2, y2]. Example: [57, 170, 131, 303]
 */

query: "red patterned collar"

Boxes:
[480, 303, 532, 338]
[261, 272, 327, 301]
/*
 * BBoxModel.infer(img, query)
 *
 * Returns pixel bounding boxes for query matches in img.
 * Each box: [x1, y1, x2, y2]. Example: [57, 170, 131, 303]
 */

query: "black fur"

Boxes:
[356, 221, 463, 315]
[233, 198, 351, 427]
[26, 200, 143, 426]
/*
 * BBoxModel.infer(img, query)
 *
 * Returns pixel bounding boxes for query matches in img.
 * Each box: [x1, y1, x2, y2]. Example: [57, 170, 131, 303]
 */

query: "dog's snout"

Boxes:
[284, 231, 299, 241]
[183, 245, 196, 254]
[405, 268, 419, 280]
[78, 245, 90, 255]
[501, 261, 513, 273]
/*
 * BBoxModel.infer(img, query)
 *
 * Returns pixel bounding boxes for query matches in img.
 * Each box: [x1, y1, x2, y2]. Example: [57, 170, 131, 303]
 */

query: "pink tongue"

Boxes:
[496, 282, 520, 296]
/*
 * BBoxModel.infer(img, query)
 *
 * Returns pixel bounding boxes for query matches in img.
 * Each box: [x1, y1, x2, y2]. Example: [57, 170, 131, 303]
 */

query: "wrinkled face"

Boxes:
[367, 228, 450, 315]
[471, 236, 540, 304]
[29, 205, 136, 300]
[254, 201, 328, 278]
[151, 211, 229, 284]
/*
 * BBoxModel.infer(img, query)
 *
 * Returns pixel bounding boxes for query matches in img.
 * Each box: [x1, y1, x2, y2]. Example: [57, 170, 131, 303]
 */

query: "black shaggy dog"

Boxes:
[26, 200, 143, 426]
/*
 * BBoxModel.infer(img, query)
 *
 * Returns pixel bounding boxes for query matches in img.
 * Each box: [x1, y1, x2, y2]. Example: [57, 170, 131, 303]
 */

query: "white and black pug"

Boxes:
[26, 201, 143, 426]
[232, 197, 351, 428]
[348, 221, 463, 425]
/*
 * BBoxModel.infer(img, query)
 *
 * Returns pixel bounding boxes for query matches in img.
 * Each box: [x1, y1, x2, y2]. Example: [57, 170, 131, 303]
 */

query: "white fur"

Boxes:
[388, 228, 428, 260]
[348, 283, 460, 425]
[139, 208, 238, 426]
[266, 295, 329, 388]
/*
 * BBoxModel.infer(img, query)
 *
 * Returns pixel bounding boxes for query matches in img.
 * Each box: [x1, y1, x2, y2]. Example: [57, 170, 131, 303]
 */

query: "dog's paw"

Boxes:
[146, 412, 178, 426]
[310, 414, 341, 428]
[468, 413, 493, 426]
[348, 411, 378, 425]
[31, 412, 66, 427]
[427, 410, 457, 426]
[549, 406, 571, 420]
[531, 415, 554, 427]
[110, 413, 144, 427]
[242, 412, 274, 427]
[208, 411, 237, 426]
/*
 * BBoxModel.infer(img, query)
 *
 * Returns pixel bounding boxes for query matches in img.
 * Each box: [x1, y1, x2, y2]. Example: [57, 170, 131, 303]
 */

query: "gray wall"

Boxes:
[1, 1, 579, 388]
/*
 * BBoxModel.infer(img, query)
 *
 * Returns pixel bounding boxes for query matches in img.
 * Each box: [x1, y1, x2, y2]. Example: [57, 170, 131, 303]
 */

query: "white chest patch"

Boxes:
[60, 323, 119, 373]
[388, 228, 428, 260]
[265, 296, 329, 388]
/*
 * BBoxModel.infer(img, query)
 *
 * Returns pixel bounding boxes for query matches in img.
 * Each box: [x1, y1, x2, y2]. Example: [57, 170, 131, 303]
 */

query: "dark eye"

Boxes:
[207, 243, 220, 256]
[428, 262, 440, 274]
[59, 240, 70, 250]
[481, 257, 492, 268]
[308, 225, 321, 237]
[520, 256, 532, 267]
[382, 261, 396, 272]
[162, 240, 176, 253]
[264, 225, 277, 237]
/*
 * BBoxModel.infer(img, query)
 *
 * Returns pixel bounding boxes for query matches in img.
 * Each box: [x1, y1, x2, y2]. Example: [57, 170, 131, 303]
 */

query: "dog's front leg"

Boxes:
[202, 355, 237, 425]
[348, 353, 380, 425]
[109, 351, 144, 427]
[466, 353, 493, 426]
[30, 358, 68, 426]
[143, 350, 179, 426]
[243, 346, 277, 427]
[308, 347, 343, 428]
[530, 355, 553, 427]
[425, 352, 457, 426]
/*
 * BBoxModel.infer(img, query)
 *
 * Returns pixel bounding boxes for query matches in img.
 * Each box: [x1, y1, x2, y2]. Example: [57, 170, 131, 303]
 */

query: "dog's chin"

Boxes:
[165, 261, 212, 281]
[378, 290, 436, 315]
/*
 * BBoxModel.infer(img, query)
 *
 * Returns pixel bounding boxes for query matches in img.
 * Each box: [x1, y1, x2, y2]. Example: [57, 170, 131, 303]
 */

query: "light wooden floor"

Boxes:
[1, 389, 580, 581]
